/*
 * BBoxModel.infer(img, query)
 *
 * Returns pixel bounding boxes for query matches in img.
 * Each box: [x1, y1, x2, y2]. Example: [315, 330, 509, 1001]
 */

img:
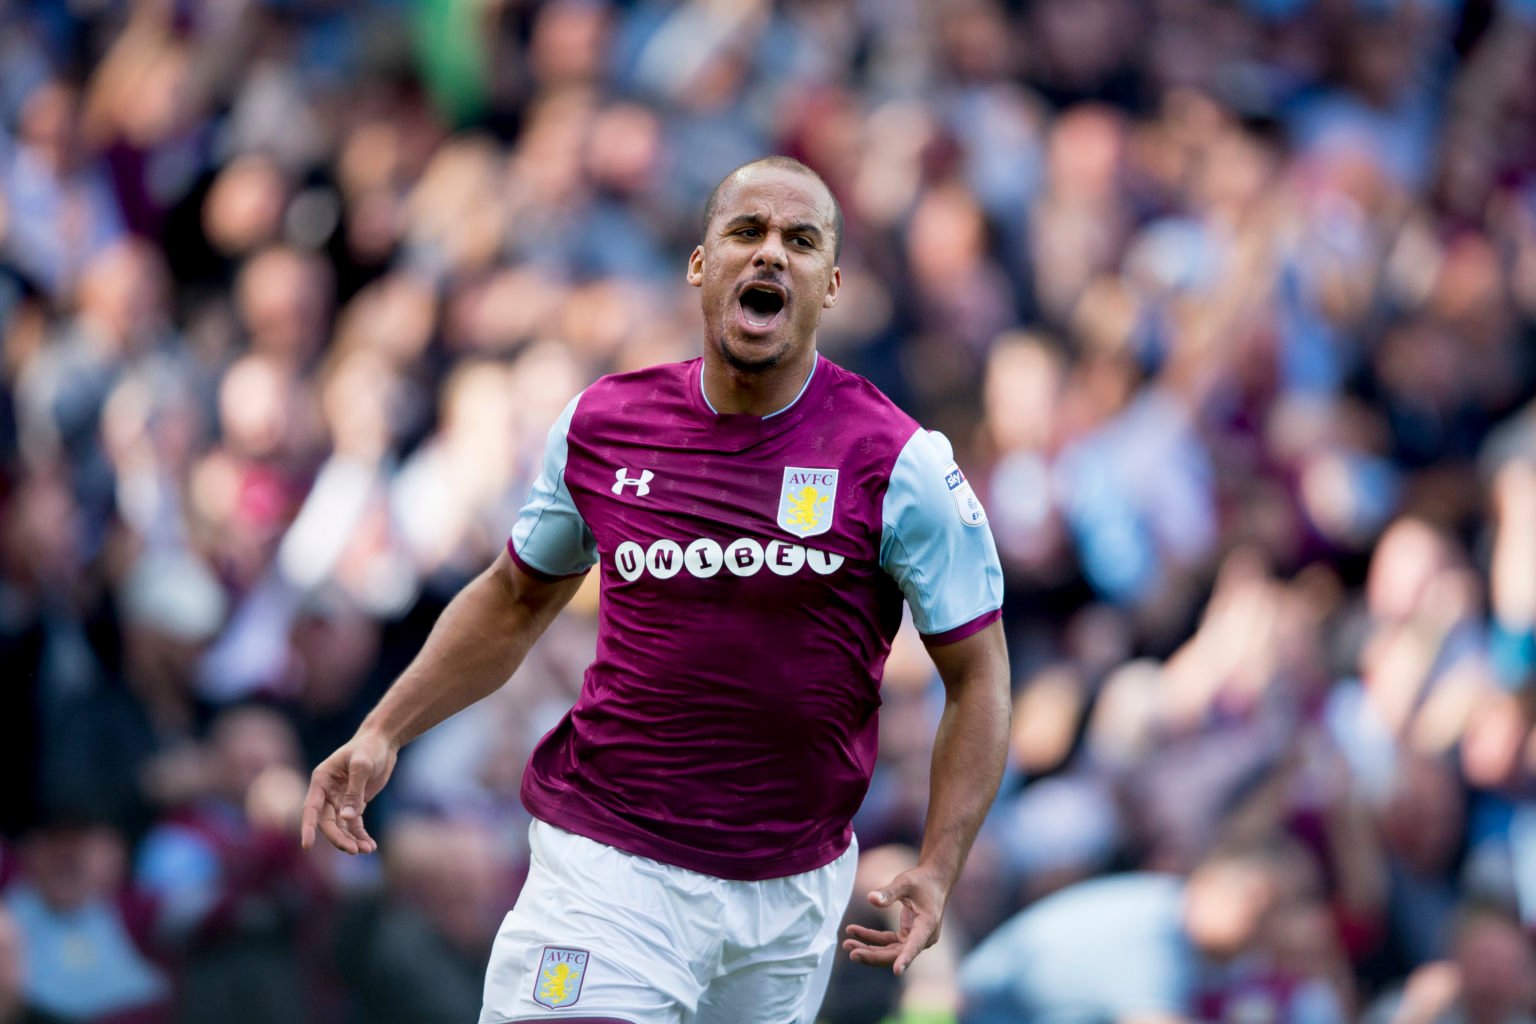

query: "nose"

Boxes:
[753, 231, 787, 271]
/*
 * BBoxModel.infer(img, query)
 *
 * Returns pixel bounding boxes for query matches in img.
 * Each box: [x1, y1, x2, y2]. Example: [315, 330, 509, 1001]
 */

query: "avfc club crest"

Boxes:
[534, 946, 589, 1009]
[779, 467, 838, 538]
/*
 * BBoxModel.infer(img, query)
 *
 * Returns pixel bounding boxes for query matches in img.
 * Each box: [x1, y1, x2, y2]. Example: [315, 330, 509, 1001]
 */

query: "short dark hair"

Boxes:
[702, 156, 844, 261]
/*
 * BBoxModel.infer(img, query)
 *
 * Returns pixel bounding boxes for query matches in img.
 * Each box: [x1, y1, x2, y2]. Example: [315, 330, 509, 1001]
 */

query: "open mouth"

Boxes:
[738, 283, 787, 330]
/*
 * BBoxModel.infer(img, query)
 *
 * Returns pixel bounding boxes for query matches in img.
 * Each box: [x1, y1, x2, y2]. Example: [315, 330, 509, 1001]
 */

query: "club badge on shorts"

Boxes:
[779, 467, 838, 538]
[534, 946, 589, 1009]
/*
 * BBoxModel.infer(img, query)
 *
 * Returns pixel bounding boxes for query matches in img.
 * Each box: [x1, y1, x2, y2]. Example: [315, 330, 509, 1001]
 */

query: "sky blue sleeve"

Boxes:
[507, 394, 597, 580]
[880, 429, 1004, 641]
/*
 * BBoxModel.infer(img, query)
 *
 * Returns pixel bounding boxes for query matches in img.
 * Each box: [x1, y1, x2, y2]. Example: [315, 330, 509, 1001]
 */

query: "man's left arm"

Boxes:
[853, 427, 1010, 975]
[844, 621, 1011, 975]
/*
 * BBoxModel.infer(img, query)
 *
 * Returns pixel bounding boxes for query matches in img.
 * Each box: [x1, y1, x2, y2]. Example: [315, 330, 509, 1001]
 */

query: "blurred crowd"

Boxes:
[1, 0, 1535, 1022]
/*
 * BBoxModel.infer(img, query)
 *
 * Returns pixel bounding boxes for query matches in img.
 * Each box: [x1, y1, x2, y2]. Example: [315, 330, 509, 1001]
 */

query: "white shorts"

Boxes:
[479, 819, 859, 1024]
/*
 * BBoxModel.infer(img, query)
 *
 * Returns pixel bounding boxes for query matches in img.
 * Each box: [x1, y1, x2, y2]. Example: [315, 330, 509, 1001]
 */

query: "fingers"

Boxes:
[338, 757, 378, 854]
[318, 798, 375, 855]
[843, 923, 898, 945]
[867, 873, 916, 909]
[892, 918, 936, 976]
[848, 871, 942, 975]
[842, 932, 899, 965]
[844, 921, 935, 974]
[842, 920, 913, 971]
[299, 777, 326, 850]
[300, 755, 378, 855]
[317, 804, 359, 855]
[340, 754, 373, 822]
[844, 943, 899, 967]
[342, 809, 377, 854]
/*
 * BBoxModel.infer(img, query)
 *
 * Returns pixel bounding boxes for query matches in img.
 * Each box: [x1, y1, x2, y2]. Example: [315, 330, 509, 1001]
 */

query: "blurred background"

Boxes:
[1, 0, 1535, 1022]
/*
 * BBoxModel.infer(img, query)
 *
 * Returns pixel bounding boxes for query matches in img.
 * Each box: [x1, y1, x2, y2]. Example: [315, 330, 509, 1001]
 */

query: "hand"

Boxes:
[841, 866, 946, 976]
[300, 730, 398, 855]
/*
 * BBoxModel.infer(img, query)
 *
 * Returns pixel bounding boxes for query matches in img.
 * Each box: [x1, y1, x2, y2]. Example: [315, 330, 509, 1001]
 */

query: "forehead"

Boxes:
[712, 167, 834, 229]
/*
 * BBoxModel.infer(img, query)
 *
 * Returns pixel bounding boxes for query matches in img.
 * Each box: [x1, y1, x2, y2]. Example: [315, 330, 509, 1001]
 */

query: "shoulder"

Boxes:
[582, 359, 696, 404]
[818, 358, 919, 430]
[816, 357, 924, 453]
[568, 359, 698, 432]
[881, 425, 989, 531]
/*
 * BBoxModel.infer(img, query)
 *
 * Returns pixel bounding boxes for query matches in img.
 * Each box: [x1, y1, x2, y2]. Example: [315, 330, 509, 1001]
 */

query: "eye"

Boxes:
[792, 236, 815, 249]
[737, 227, 761, 239]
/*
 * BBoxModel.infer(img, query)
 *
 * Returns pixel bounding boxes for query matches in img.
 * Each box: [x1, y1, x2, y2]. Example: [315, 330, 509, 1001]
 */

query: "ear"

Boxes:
[686, 246, 705, 287]
[822, 266, 842, 310]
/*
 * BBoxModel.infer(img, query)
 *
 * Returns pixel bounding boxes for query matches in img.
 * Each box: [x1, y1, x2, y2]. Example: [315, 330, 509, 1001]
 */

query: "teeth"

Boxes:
[740, 287, 782, 328]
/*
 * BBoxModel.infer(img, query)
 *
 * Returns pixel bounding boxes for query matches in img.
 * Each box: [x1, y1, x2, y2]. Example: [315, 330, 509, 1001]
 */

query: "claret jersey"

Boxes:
[507, 355, 1003, 880]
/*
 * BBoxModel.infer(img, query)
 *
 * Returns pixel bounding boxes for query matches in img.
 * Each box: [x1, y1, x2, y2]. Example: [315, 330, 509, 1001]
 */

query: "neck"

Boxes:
[702, 346, 818, 416]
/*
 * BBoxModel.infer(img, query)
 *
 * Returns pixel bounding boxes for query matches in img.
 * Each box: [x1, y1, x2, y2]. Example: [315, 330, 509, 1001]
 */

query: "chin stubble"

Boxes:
[716, 332, 787, 374]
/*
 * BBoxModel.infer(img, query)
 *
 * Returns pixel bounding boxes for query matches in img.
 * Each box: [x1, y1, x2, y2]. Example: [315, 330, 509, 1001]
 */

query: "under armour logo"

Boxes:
[612, 468, 654, 497]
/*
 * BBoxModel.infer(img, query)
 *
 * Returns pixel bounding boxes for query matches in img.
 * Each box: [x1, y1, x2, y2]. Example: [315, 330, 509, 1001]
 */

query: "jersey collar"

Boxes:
[699, 354, 819, 420]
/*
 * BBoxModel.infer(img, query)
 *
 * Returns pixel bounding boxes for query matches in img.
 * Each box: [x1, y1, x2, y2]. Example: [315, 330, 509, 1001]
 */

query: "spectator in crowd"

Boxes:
[958, 844, 1333, 1024]
[0, 77, 124, 299]
[0, 904, 68, 1024]
[1362, 908, 1536, 1024]
[133, 705, 320, 1024]
[332, 815, 511, 1024]
[2, 815, 168, 1023]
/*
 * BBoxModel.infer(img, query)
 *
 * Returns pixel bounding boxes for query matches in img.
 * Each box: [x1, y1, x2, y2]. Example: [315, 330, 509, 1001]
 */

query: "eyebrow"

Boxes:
[721, 214, 826, 244]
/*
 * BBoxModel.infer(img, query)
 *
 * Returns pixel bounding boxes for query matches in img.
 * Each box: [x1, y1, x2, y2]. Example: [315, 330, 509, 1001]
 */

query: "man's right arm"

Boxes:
[300, 549, 585, 854]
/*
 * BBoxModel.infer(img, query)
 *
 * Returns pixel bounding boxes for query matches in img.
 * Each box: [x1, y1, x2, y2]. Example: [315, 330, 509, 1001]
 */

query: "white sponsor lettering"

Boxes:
[807, 549, 845, 575]
[646, 539, 683, 579]
[684, 538, 723, 578]
[725, 537, 765, 576]
[766, 540, 805, 576]
[615, 541, 645, 581]
[609, 537, 844, 580]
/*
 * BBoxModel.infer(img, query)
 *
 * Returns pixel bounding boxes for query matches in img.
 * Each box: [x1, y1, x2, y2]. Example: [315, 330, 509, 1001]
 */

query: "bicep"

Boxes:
[927, 619, 1009, 697]
[493, 547, 587, 624]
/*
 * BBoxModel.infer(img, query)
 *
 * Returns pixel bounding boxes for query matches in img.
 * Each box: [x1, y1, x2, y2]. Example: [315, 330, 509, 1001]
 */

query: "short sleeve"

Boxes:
[880, 429, 1004, 643]
[507, 394, 598, 580]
